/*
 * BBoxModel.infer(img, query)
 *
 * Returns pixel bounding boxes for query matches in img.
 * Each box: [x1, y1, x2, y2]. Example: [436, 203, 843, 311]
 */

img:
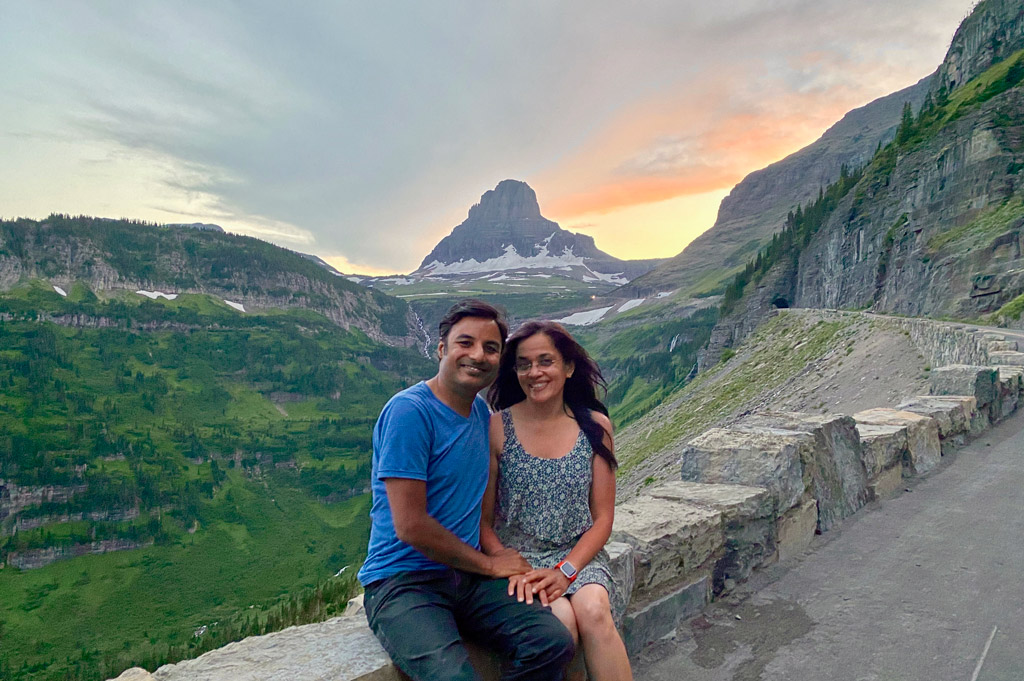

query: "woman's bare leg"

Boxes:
[549, 597, 585, 681]
[568, 584, 632, 681]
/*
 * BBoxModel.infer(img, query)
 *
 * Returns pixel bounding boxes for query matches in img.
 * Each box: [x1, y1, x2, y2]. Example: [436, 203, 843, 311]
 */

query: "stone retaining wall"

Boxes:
[109, 323, 1024, 681]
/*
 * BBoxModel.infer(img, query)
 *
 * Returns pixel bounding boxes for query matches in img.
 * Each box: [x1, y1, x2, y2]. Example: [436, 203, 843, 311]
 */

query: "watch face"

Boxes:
[559, 561, 577, 579]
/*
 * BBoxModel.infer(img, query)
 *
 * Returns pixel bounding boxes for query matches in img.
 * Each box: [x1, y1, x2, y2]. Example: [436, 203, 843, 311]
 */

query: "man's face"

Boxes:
[437, 316, 503, 395]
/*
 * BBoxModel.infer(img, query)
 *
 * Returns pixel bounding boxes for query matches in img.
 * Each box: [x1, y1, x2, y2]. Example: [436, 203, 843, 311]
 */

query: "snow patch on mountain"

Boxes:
[53, 285, 67, 297]
[618, 298, 645, 313]
[420, 241, 592, 276]
[137, 290, 178, 300]
[555, 306, 614, 326]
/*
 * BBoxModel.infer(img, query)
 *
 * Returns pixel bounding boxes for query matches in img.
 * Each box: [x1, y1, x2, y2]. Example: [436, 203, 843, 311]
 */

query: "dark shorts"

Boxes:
[364, 569, 575, 681]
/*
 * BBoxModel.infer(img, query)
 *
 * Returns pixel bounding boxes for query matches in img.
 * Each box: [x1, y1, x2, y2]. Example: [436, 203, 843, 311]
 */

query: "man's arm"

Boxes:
[386, 477, 531, 577]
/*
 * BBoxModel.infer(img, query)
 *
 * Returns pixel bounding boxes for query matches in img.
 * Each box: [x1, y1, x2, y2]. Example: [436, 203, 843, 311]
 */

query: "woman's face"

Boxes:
[513, 332, 574, 405]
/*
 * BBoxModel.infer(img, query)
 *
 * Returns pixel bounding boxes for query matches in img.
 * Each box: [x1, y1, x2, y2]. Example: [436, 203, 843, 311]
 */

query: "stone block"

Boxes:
[621, 576, 710, 658]
[647, 481, 775, 591]
[869, 465, 904, 500]
[678, 426, 809, 515]
[998, 366, 1024, 393]
[853, 408, 941, 476]
[647, 481, 772, 523]
[929, 365, 998, 411]
[987, 340, 1018, 352]
[897, 396, 983, 451]
[734, 412, 869, 533]
[854, 423, 908, 479]
[997, 367, 1023, 419]
[988, 351, 1024, 366]
[611, 495, 723, 602]
[776, 498, 817, 562]
[605, 541, 635, 624]
[150, 616, 404, 681]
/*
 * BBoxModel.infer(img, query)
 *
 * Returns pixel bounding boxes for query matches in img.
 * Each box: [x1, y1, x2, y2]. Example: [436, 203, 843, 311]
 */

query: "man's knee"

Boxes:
[519, 609, 576, 667]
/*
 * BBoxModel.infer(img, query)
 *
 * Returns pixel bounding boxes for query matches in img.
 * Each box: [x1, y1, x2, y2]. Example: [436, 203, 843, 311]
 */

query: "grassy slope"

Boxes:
[615, 312, 855, 486]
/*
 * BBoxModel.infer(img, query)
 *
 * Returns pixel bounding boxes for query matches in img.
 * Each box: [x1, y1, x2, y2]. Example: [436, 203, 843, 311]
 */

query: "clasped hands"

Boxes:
[506, 568, 568, 606]
[488, 547, 569, 606]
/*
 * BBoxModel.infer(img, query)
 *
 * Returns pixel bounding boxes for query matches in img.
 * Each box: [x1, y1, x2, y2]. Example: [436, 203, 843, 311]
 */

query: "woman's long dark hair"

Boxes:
[487, 321, 616, 469]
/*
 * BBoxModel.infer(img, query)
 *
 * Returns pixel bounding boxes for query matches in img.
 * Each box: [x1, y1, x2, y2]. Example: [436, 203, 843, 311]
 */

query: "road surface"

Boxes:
[634, 406, 1024, 681]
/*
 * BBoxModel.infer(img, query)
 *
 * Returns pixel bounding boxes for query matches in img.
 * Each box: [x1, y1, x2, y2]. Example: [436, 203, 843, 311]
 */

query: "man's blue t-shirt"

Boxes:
[358, 381, 491, 586]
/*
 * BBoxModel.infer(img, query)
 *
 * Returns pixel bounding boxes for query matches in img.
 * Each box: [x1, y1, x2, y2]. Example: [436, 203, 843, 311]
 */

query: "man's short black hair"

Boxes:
[438, 299, 509, 347]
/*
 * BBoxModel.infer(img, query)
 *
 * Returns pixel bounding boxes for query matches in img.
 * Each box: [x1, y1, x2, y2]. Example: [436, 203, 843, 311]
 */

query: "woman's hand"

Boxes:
[507, 572, 538, 604]
[519, 568, 570, 606]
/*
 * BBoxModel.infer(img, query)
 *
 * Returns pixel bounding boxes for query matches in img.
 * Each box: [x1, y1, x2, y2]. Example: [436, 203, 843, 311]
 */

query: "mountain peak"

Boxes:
[416, 180, 613, 275]
[466, 179, 542, 221]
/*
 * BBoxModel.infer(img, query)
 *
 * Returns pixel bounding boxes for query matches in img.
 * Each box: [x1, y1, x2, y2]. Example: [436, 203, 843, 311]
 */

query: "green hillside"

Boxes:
[575, 305, 718, 428]
[0, 282, 432, 681]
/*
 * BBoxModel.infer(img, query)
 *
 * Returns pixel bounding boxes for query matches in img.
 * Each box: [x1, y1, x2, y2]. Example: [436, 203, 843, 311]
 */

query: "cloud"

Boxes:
[0, 0, 977, 272]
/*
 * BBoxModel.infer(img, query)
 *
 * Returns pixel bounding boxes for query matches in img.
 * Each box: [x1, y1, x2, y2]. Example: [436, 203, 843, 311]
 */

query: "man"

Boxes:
[358, 299, 575, 681]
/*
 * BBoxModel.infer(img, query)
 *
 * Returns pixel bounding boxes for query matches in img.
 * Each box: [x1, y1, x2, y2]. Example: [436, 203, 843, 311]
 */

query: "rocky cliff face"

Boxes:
[794, 89, 1024, 320]
[700, 0, 1024, 366]
[416, 180, 661, 281]
[935, 0, 1024, 93]
[623, 76, 932, 297]
[0, 216, 421, 347]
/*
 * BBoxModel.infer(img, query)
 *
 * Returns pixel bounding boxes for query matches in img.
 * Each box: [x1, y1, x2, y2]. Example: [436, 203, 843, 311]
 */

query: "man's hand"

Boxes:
[487, 547, 531, 578]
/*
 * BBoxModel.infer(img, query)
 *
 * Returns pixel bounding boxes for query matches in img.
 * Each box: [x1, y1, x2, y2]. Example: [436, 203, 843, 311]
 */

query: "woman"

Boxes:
[481, 321, 632, 681]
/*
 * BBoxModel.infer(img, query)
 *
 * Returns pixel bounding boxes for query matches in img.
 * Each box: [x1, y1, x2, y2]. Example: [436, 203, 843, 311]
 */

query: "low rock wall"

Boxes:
[109, 324, 1024, 681]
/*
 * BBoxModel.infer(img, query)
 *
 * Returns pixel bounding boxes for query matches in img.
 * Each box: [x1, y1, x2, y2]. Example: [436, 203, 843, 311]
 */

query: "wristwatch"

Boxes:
[555, 559, 578, 583]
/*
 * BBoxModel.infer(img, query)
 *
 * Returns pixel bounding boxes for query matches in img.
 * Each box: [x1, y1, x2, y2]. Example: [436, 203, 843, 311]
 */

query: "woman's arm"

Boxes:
[479, 412, 509, 556]
[524, 413, 616, 604]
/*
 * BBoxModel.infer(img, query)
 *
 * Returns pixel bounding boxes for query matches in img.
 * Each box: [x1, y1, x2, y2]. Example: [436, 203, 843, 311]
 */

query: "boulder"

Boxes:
[110, 670, 155, 681]
[897, 396, 982, 452]
[929, 365, 998, 414]
[611, 495, 723, 602]
[988, 351, 1024, 366]
[678, 426, 809, 515]
[852, 408, 941, 476]
[733, 412, 869, 533]
[647, 481, 774, 591]
[343, 593, 365, 618]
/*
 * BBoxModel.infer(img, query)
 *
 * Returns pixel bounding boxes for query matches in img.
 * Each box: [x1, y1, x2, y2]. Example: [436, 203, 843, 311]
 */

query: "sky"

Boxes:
[1, 1, 978, 275]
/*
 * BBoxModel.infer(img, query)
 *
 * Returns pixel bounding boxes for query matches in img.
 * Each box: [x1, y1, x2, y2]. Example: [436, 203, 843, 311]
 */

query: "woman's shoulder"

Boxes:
[586, 408, 613, 434]
[488, 409, 511, 453]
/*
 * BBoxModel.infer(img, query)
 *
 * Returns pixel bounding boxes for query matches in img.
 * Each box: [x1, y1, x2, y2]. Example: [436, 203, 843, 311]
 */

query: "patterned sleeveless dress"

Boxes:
[494, 409, 625, 621]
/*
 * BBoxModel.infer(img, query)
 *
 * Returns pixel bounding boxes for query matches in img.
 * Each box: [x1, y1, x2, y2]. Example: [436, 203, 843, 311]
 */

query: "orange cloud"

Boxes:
[532, 71, 880, 223]
[545, 169, 741, 217]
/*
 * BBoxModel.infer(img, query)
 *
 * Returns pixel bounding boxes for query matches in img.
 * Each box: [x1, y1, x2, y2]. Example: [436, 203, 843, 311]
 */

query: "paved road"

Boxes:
[634, 407, 1024, 681]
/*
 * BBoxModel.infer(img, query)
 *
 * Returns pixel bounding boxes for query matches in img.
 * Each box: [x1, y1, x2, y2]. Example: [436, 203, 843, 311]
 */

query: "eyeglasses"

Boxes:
[514, 357, 558, 374]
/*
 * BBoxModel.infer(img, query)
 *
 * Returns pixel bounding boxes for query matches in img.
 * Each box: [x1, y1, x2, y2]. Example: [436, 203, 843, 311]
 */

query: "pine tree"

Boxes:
[895, 101, 915, 145]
